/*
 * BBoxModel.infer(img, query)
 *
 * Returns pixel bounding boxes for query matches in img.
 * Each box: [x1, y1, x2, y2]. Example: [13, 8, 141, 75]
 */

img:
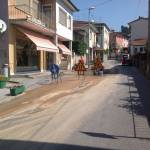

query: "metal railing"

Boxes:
[9, 4, 51, 29]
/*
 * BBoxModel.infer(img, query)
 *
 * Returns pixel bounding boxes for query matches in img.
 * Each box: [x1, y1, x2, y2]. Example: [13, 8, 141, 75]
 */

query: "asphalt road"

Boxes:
[0, 61, 150, 150]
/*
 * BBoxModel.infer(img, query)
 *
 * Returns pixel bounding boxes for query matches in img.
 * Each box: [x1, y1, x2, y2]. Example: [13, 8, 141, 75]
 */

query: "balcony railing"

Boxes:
[9, 4, 51, 29]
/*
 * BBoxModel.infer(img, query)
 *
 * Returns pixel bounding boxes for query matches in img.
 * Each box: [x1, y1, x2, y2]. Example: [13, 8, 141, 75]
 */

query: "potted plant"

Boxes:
[10, 85, 25, 96]
[0, 75, 8, 88]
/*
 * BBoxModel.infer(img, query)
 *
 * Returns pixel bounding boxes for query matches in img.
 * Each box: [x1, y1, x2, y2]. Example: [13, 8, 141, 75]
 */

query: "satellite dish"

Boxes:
[0, 19, 7, 33]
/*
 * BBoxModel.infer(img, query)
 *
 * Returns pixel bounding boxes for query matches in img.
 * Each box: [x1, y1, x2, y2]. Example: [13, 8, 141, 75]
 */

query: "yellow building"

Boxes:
[6, 0, 78, 75]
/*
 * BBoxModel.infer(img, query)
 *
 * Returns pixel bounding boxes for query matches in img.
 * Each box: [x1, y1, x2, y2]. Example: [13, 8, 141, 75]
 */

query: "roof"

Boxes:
[131, 39, 147, 46]
[110, 31, 125, 37]
[73, 20, 98, 33]
[94, 23, 110, 31]
[63, 0, 79, 12]
[128, 16, 148, 25]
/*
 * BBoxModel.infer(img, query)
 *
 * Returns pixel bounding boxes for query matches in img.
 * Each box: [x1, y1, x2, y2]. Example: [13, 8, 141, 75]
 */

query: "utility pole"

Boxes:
[87, 6, 95, 68]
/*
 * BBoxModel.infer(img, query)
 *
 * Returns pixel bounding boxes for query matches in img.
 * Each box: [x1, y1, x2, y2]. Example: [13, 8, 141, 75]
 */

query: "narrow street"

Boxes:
[0, 61, 150, 150]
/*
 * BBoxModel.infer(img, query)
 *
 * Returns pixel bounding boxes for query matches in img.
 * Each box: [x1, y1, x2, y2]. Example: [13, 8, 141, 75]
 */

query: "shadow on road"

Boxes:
[113, 65, 150, 126]
[0, 139, 117, 150]
[119, 97, 145, 116]
[80, 132, 150, 140]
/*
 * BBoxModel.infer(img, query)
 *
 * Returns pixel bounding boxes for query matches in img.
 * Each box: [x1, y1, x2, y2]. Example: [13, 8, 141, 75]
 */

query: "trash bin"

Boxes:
[3, 64, 9, 78]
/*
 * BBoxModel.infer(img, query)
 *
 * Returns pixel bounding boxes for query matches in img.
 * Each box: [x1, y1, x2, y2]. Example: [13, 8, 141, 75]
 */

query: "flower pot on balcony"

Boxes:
[10, 85, 25, 96]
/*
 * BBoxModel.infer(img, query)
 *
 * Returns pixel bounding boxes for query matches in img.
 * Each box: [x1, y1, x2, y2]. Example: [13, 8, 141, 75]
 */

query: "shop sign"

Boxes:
[0, 19, 7, 34]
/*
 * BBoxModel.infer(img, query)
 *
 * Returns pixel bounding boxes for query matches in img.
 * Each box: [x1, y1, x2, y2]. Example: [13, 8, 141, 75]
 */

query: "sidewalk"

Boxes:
[0, 70, 75, 104]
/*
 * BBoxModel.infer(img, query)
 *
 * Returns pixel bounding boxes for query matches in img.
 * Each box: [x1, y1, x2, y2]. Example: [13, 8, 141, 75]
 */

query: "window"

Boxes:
[68, 15, 72, 29]
[140, 47, 143, 53]
[90, 30, 92, 40]
[42, 5, 52, 28]
[59, 8, 67, 27]
[99, 26, 103, 34]
[134, 48, 137, 54]
[32, 0, 39, 18]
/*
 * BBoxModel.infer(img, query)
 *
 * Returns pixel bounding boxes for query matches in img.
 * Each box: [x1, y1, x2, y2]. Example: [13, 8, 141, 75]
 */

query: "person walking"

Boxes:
[49, 64, 60, 81]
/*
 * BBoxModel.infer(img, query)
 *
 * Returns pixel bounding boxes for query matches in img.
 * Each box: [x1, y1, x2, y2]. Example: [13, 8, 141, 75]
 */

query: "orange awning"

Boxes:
[17, 27, 58, 52]
[58, 44, 71, 55]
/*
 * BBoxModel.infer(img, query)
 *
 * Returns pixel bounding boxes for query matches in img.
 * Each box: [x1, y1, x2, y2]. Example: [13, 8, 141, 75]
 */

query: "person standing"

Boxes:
[49, 64, 60, 81]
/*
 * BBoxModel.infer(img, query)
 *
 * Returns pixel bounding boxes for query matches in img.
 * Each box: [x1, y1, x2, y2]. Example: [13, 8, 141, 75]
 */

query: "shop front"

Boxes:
[58, 43, 71, 70]
[9, 27, 58, 74]
[16, 36, 40, 72]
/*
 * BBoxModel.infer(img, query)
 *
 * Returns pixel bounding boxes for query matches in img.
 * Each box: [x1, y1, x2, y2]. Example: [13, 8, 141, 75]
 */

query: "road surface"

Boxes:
[0, 61, 150, 150]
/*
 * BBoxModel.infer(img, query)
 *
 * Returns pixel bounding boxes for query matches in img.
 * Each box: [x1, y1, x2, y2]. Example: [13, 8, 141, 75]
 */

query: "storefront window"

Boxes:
[16, 38, 39, 71]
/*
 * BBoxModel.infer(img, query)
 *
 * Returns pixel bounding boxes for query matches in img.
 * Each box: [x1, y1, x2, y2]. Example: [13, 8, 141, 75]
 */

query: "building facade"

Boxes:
[73, 20, 97, 64]
[1, 0, 78, 75]
[94, 23, 110, 60]
[95, 23, 110, 51]
[109, 31, 129, 53]
[128, 17, 148, 56]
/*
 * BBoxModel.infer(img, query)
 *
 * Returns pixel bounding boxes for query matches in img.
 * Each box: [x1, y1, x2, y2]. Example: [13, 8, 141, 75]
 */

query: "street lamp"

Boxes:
[87, 6, 95, 68]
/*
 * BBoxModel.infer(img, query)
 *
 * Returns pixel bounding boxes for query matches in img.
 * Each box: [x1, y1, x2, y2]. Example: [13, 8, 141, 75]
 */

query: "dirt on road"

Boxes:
[0, 75, 103, 118]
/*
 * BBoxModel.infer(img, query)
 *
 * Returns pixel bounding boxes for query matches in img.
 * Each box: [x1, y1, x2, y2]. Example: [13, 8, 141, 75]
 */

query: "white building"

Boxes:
[56, 0, 79, 69]
[94, 23, 110, 61]
[95, 23, 110, 51]
[128, 17, 148, 55]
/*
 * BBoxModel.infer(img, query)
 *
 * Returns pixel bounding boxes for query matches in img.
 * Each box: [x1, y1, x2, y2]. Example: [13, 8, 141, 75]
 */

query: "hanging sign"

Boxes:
[0, 19, 7, 34]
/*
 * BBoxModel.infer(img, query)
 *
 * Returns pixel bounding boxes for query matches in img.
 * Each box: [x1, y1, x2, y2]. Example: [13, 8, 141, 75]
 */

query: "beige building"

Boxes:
[128, 17, 148, 56]
[2, 0, 78, 75]
[73, 20, 98, 64]
[94, 23, 110, 61]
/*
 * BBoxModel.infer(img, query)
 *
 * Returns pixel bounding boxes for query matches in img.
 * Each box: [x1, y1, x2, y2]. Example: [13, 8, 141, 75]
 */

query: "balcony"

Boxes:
[9, 4, 53, 32]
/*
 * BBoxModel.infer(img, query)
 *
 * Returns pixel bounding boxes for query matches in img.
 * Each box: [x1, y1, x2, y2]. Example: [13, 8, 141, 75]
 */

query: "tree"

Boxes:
[72, 41, 87, 56]
[121, 25, 130, 38]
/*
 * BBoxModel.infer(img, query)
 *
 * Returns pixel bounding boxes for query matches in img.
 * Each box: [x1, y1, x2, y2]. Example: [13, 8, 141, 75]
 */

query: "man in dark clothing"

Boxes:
[49, 64, 60, 80]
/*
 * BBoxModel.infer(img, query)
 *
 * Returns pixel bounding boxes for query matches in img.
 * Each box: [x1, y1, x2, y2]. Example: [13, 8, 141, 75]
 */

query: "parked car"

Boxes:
[121, 54, 132, 66]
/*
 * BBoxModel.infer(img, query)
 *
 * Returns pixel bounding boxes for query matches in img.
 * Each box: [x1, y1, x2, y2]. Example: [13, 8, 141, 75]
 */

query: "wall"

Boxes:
[103, 26, 109, 50]
[131, 45, 145, 56]
[89, 28, 96, 48]
[56, 0, 73, 40]
[8, 0, 15, 5]
[130, 19, 148, 41]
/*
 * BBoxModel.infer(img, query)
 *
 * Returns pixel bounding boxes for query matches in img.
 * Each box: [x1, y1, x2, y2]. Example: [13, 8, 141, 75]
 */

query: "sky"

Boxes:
[72, 0, 148, 31]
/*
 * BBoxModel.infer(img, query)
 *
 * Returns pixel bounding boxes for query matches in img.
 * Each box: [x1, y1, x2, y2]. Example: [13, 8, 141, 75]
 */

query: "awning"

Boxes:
[17, 27, 58, 52]
[58, 44, 71, 55]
